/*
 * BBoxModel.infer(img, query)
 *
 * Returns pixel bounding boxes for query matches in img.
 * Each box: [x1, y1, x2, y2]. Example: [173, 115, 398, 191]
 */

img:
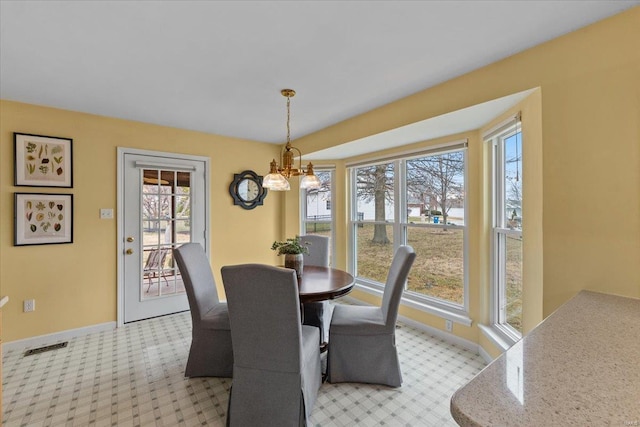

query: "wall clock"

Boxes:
[229, 170, 268, 210]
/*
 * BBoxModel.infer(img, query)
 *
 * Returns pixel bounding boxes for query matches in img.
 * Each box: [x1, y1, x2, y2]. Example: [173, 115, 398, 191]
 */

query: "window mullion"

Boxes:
[396, 159, 404, 249]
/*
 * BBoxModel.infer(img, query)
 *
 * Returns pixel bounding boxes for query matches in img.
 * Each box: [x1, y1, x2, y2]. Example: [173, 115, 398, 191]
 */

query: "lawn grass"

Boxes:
[356, 225, 465, 303]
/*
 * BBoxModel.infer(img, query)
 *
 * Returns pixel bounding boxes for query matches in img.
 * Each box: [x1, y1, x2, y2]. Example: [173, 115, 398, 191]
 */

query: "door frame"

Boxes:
[116, 147, 211, 327]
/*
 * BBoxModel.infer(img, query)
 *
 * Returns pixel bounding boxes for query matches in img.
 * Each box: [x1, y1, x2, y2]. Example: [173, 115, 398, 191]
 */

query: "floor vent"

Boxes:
[24, 342, 68, 356]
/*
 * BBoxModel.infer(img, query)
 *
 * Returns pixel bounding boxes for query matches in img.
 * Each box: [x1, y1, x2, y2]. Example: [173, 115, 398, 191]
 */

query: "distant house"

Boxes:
[306, 190, 332, 220]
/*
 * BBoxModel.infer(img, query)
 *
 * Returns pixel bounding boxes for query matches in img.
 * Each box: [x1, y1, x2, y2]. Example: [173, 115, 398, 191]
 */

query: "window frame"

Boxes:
[347, 142, 471, 325]
[488, 119, 523, 346]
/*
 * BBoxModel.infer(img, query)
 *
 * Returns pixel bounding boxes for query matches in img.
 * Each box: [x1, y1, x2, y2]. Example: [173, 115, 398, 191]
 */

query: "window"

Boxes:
[301, 169, 334, 265]
[349, 142, 468, 315]
[489, 118, 523, 338]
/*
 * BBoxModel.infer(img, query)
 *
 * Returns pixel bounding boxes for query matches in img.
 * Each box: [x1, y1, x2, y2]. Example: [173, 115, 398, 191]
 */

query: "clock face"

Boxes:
[238, 178, 259, 202]
[229, 170, 267, 209]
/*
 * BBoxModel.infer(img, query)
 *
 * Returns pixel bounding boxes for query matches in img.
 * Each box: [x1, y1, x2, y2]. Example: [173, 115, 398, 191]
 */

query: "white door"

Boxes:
[120, 150, 208, 323]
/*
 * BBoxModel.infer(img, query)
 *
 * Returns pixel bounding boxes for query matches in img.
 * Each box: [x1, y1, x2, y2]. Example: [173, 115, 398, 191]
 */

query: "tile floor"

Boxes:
[2, 306, 485, 426]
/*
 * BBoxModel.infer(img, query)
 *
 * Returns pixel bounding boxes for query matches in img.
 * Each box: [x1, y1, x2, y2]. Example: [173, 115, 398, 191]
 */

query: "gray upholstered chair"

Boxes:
[327, 245, 416, 387]
[300, 235, 332, 343]
[173, 243, 233, 378]
[221, 264, 322, 426]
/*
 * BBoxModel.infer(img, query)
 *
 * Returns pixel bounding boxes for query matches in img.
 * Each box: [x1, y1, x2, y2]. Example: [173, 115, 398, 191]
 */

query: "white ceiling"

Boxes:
[305, 89, 535, 160]
[1, 1, 637, 158]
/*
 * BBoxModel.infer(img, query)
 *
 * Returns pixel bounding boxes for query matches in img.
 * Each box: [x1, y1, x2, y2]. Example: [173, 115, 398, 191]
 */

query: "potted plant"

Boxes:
[271, 236, 309, 278]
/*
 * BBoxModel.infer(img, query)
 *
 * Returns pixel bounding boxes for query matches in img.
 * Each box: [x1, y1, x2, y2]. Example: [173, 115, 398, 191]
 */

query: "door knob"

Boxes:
[126, 237, 134, 242]
[125, 248, 134, 255]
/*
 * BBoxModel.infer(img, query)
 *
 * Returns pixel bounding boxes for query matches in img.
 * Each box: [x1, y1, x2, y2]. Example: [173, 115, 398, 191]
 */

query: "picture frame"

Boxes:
[14, 193, 74, 246]
[14, 133, 73, 187]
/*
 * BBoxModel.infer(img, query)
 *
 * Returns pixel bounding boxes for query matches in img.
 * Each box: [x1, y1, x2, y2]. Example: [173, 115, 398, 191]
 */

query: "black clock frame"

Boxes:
[229, 170, 268, 210]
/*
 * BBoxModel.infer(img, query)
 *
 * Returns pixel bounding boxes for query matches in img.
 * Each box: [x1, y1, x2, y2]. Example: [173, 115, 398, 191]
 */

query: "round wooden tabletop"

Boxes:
[297, 266, 355, 303]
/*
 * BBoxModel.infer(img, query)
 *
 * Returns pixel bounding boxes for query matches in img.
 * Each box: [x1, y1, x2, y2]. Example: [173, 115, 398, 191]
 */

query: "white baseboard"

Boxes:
[3, 322, 117, 352]
[340, 296, 481, 356]
[396, 314, 479, 354]
[478, 345, 495, 364]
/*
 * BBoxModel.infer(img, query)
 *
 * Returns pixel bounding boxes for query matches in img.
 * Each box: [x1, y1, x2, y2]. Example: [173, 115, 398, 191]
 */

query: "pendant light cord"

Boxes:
[286, 94, 291, 145]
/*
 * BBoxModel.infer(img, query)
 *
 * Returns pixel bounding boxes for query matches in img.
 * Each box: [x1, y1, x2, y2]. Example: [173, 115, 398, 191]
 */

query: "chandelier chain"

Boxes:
[286, 95, 291, 144]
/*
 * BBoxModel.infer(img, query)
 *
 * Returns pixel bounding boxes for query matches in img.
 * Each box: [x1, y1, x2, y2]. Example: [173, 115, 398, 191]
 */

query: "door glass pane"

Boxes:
[141, 168, 191, 300]
[142, 195, 158, 221]
[176, 172, 190, 194]
[144, 228, 161, 247]
[142, 248, 160, 297]
[355, 224, 394, 283]
[175, 196, 190, 219]
[160, 195, 173, 219]
[175, 219, 191, 243]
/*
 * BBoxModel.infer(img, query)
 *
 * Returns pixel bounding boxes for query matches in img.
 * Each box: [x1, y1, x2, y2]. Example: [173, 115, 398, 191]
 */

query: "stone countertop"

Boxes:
[451, 291, 640, 426]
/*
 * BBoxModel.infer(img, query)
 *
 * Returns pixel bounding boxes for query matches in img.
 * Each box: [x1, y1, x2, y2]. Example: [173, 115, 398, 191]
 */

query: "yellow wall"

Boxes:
[295, 7, 640, 328]
[0, 101, 282, 342]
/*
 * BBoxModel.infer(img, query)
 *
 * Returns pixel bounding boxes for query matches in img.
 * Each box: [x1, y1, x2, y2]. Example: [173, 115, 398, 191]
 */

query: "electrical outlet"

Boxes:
[24, 299, 35, 312]
[445, 319, 453, 332]
[100, 208, 113, 219]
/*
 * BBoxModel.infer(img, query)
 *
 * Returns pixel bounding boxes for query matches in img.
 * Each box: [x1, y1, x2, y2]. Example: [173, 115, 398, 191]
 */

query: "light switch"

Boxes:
[100, 208, 114, 219]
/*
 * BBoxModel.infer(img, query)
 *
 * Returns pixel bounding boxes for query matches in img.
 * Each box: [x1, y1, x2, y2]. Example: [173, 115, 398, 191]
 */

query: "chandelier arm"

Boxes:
[290, 145, 305, 173]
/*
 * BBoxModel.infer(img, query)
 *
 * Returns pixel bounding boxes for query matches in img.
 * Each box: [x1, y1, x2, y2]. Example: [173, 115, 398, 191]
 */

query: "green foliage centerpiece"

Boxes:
[271, 236, 309, 279]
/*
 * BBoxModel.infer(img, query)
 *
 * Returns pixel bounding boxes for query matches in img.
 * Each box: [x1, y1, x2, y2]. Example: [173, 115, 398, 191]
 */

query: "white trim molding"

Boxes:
[478, 323, 516, 353]
[3, 322, 116, 352]
[341, 295, 479, 355]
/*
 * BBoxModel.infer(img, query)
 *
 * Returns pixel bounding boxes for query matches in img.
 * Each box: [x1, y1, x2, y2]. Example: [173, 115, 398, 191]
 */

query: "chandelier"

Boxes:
[262, 89, 321, 191]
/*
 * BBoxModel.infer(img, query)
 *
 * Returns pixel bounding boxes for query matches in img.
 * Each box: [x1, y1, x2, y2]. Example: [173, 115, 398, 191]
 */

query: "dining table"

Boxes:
[295, 265, 355, 304]
[294, 265, 354, 356]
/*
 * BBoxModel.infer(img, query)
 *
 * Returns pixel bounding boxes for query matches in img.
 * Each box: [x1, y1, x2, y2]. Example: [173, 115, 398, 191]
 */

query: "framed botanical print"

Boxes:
[14, 133, 73, 187]
[14, 193, 74, 246]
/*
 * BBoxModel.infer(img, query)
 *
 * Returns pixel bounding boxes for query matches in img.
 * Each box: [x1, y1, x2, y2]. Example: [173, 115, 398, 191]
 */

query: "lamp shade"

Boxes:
[263, 172, 290, 191]
[300, 173, 321, 190]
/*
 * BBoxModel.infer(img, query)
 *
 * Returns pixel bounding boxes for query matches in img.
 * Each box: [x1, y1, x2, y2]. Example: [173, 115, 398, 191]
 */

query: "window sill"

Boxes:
[478, 323, 519, 353]
[354, 281, 473, 327]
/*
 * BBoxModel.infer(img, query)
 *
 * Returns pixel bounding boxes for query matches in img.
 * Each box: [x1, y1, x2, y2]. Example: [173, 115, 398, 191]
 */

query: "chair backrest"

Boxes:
[380, 245, 416, 329]
[300, 235, 330, 267]
[144, 247, 169, 271]
[173, 243, 220, 326]
[221, 264, 303, 373]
